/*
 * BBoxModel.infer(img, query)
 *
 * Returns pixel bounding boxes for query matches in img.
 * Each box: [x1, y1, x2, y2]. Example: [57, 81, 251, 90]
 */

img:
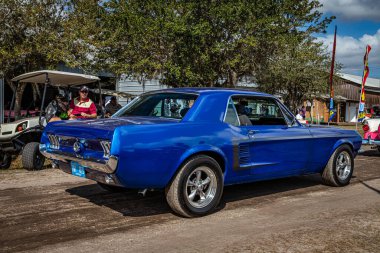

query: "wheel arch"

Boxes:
[167, 145, 228, 187]
[330, 139, 354, 157]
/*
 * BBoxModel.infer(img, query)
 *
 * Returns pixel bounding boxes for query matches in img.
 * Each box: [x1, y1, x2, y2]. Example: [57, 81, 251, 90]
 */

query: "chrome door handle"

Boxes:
[248, 130, 258, 137]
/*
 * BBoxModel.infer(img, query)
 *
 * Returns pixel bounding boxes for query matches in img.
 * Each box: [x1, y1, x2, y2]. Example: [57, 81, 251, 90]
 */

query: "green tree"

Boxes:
[0, 0, 69, 117]
[255, 36, 337, 112]
[69, 0, 333, 89]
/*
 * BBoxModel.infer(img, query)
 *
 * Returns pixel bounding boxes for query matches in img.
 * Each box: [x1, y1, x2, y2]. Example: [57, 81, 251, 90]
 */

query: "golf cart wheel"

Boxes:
[0, 152, 12, 169]
[22, 142, 45, 171]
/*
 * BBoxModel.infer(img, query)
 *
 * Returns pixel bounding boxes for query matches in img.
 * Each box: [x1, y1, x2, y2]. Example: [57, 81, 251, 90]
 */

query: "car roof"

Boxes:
[11, 70, 100, 86]
[146, 87, 274, 97]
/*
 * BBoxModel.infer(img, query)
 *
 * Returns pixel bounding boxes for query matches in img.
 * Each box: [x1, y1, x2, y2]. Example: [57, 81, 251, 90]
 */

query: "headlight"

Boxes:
[16, 122, 28, 132]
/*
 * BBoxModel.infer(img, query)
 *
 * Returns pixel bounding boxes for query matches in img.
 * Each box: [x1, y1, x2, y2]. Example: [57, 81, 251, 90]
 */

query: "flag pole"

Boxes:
[328, 26, 337, 126]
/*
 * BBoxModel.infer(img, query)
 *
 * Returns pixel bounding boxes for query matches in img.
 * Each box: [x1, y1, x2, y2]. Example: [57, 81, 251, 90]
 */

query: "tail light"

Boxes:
[362, 124, 370, 132]
[48, 134, 60, 149]
[100, 141, 111, 158]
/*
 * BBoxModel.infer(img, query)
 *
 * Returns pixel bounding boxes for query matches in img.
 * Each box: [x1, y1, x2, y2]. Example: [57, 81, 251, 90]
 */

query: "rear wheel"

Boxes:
[165, 155, 223, 218]
[0, 152, 11, 169]
[22, 142, 45, 171]
[322, 144, 354, 186]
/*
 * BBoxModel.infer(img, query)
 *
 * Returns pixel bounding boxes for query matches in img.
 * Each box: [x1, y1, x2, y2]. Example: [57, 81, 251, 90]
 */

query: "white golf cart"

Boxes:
[0, 70, 101, 170]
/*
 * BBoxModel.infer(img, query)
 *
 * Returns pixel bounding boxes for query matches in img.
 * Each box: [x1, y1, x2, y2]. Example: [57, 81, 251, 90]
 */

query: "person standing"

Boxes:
[68, 86, 97, 120]
[300, 106, 306, 119]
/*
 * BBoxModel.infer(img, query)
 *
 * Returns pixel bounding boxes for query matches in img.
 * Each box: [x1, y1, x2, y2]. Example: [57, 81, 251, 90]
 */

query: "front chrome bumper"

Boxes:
[39, 144, 118, 173]
[362, 139, 380, 145]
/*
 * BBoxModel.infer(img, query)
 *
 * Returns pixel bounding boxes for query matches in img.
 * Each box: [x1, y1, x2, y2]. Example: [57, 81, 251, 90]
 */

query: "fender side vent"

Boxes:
[239, 143, 250, 165]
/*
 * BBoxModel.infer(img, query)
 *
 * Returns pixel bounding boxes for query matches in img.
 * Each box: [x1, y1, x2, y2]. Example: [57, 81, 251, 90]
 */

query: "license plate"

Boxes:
[71, 161, 86, 178]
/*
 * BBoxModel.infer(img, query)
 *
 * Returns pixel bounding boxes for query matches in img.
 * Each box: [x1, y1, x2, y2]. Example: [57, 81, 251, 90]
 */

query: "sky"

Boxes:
[317, 0, 380, 78]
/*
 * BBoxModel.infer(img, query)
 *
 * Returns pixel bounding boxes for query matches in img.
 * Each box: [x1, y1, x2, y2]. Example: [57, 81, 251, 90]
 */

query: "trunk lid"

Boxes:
[44, 116, 179, 139]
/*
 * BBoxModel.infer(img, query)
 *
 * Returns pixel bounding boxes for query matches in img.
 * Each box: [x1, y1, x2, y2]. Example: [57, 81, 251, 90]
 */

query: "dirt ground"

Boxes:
[0, 147, 379, 253]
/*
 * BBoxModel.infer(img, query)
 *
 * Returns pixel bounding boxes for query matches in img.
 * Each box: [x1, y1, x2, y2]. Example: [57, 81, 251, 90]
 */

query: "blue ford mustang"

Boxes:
[40, 89, 362, 217]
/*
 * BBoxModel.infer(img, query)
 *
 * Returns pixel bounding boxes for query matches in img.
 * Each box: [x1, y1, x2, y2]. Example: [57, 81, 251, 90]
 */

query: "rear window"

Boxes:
[117, 93, 198, 119]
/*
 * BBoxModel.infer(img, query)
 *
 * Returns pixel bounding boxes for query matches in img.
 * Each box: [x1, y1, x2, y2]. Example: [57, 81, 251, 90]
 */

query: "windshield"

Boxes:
[115, 92, 198, 119]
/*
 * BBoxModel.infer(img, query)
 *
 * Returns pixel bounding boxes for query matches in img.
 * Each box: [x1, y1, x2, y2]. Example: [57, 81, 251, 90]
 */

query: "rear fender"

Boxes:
[170, 144, 228, 181]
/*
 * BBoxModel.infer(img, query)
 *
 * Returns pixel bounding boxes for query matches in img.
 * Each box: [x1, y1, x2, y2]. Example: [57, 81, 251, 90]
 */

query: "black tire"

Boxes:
[165, 155, 224, 218]
[321, 144, 354, 187]
[97, 182, 125, 192]
[0, 152, 12, 169]
[22, 142, 45, 171]
[377, 146, 380, 153]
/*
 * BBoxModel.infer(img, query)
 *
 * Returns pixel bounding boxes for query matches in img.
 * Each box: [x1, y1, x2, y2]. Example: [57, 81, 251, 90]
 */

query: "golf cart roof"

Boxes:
[11, 70, 100, 86]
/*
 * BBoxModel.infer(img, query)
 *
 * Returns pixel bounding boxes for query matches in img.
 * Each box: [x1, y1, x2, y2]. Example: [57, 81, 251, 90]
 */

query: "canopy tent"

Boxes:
[11, 70, 100, 86]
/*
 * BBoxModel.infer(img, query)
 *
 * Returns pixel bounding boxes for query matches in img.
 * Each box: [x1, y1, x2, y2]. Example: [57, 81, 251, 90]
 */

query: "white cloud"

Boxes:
[319, 0, 380, 21]
[317, 29, 380, 77]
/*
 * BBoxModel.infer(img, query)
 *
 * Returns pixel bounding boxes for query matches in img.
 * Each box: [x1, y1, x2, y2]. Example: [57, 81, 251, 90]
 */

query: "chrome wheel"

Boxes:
[336, 151, 352, 181]
[185, 166, 218, 209]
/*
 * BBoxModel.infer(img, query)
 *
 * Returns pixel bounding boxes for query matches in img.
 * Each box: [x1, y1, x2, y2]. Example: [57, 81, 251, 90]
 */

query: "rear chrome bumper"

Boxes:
[39, 144, 118, 173]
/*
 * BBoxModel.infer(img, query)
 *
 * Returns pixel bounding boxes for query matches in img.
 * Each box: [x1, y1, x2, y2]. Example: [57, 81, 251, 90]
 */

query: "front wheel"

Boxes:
[22, 142, 45, 171]
[0, 152, 12, 169]
[165, 155, 223, 218]
[322, 144, 354, 186]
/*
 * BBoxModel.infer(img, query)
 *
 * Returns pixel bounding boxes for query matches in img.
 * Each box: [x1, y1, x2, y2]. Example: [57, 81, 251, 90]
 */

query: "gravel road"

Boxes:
[0, 148, 379, 253]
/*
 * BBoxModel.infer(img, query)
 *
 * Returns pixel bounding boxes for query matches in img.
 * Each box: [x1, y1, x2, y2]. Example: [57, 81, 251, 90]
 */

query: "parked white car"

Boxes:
[362, 118, 380, 153]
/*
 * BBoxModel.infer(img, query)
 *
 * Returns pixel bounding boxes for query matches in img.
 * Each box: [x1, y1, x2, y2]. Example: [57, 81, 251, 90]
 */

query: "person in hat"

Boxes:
[68, 86, 97, 120]
[105, 96, 122, 117]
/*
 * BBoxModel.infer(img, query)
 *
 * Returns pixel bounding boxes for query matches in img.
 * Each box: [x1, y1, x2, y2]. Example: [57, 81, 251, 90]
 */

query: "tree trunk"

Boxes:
[14, 83, 27, 120]
[227, 69, 237, 88]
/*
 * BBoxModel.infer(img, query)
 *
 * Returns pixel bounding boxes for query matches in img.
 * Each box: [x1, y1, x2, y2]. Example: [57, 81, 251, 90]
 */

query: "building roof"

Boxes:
[338, 73, 380, 90]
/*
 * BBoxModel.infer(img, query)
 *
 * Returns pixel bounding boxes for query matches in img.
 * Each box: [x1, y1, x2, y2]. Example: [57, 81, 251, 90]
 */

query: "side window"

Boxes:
[231, 96, 287, 126]
[224, 98, 240, 126]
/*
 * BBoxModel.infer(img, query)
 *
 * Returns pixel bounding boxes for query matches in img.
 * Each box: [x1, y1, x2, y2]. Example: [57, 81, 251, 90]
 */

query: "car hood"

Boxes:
[308, 124, 361, 138]
[44, 116, 179, 139]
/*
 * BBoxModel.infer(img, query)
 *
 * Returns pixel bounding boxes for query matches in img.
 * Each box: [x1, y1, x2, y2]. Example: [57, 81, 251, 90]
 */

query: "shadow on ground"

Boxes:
[66, 174, 324, 217]
[359, 148, 380, 157]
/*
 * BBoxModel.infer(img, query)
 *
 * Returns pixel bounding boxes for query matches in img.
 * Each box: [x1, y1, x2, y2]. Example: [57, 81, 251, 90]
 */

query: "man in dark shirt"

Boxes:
[105, 96, 122, 116]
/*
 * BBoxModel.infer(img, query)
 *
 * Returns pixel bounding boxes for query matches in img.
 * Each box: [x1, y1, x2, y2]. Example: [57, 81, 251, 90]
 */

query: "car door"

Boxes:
[231, 95, 313, 178]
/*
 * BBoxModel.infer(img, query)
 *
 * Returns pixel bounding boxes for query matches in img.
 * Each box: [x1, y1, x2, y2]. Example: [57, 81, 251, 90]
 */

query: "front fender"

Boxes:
[329, 137, 361, 158]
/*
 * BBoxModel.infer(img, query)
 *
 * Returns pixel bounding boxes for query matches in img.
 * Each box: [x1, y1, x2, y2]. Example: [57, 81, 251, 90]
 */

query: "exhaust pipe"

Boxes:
[138, 189, 148, 197]
[51, 161, 58, 169]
